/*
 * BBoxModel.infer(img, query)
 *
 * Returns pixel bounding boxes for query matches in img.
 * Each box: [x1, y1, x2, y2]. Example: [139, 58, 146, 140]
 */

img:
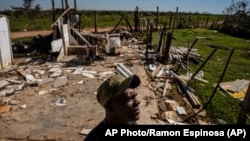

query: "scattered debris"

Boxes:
[0, 105, 11, 113]
[218, 79, 250, 101]
[80, 128, 92, 135]
[55, 98, 66, 106]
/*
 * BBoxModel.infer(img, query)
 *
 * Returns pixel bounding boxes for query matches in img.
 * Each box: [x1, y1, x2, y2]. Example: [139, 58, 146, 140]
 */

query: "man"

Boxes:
[84, 74, 141, 141]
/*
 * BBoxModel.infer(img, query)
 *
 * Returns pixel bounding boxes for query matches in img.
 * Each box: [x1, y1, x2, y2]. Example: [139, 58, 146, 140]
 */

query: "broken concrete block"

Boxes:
[38, 90, 49, 95]
[165, 99, 180, 111]
[25, 74, 36, 84]
[73, 80, 84, 85]
[176, 106, 187, 115]
[38, 78, 55, 86]
[16, 83, 26, 91]
[166, 118, 190, 125]
[53, 76, 67, 88]
[161, 111, 182, 122]
[49, 88, 57, 93]
[82, 72, 96, 78]
[50, 69, 62, 77]
[0, 89, 15, 97]
[80, 128, 92, 135]
[73, 67, 84, 75]
[20, 104, 27, 109]
[48, 67, 61, 73]
[38, 70, 46, 75]
[5, 88, 15, 96]
[0, 80, 10, 89]
[24, 58, 32, 63]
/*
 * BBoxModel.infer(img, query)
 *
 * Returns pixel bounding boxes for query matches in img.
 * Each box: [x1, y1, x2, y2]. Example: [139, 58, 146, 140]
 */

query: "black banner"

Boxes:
[99, 125, 250, 140]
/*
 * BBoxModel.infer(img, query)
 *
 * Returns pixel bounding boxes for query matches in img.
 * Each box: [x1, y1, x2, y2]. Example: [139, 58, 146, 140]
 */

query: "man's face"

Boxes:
[110, 88, 140, 122]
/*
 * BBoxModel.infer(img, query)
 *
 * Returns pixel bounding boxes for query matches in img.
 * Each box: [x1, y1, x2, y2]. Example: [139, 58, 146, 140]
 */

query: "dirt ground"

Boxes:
[0, 30, 213, 141]
[10, 28, 113, 39]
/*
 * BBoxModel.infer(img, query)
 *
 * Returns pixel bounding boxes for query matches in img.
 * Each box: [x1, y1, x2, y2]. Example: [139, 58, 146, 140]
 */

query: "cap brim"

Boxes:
[115, 74, 141, 97]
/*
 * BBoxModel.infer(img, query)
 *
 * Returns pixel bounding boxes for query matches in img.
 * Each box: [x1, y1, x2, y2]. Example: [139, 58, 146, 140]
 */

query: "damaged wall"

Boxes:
[0, 15, 13, 70]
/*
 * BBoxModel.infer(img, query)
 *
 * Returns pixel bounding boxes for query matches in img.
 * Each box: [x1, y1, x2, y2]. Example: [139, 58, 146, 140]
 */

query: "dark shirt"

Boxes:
[83, 120, 137, 141]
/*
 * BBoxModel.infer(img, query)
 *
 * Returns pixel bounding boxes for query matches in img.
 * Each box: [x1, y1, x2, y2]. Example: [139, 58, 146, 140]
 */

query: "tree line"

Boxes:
[0, 0, 249, 39]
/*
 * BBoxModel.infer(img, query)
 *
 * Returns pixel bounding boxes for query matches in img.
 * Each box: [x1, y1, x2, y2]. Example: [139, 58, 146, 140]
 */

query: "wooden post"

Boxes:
[214, 17, 221, 29]
[188, 16, 192, 28]
[65, 0, 69, 8]
[124, 17, 133, 32]
[156, 6, 159, 31]
[237, 83, 250, 124]
[79, 13, 81, 31]
[109, 15, 125, 34]
[51, 0, 57, 40]
[171, 7, 178, 36]
[64, 0, 69, 24]
[73, 0, 77, 16]
[145, 23, 149, 62]
[196, 16, 199, 28]
[149, 23, 153, 43]
[210, 20, 215, 29]
[94, 11, 97, 33]
[179, 16, 182, 28]
[51, 0, 55, 22]
[169, 14, 172, 29]
[205, 17, 209, 28]
[61, 0, 64, 10]
[156, 23, 166, 53]
[134, 6, 139, 32]
[163, 32, 172, 64]
[74, 0, 77, 10]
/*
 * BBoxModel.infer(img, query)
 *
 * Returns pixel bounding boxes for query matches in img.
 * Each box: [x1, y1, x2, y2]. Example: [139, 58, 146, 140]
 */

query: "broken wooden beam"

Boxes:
[169, 70, 201, 109]
[51, 7, 72, 27]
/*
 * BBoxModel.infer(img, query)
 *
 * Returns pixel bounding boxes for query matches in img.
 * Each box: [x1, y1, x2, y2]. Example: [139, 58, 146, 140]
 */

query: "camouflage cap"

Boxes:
[97, 74, 141, 107]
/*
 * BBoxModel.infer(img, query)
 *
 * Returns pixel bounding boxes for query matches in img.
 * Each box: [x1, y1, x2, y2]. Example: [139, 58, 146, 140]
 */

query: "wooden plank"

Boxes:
[71, 28, 92, 46]
[51, 7, 72, 27]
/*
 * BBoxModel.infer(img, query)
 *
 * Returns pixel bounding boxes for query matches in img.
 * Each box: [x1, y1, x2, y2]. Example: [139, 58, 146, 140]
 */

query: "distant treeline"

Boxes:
[1, 9, 249, 39]
[0, 9, 221, 30]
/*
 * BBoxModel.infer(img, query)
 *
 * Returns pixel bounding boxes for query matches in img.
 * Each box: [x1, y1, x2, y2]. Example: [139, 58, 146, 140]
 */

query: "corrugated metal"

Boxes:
[0, 15, 13, 70]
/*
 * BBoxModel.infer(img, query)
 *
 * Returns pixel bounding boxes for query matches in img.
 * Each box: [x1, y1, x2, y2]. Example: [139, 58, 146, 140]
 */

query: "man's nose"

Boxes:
[134, 98, 140, 105]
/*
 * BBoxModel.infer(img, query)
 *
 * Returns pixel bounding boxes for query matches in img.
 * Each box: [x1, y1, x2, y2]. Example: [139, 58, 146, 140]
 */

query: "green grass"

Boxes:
[152, 28, 250, 124]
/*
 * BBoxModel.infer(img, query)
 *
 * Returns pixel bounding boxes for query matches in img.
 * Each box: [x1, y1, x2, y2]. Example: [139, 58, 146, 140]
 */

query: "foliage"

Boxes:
[220, 0, 250, 39]
[0, 9, 224, 32]
[11, 0, 41, 19]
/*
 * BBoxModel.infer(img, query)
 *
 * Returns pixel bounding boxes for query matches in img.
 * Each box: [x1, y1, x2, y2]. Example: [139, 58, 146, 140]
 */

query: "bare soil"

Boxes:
[10, 28, 114, 39]
[10, 30, 53, 39]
